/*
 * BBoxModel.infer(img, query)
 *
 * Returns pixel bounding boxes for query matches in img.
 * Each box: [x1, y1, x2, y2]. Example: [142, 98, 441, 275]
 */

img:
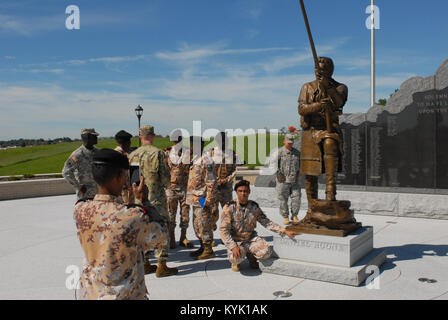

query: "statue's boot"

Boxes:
[324, 155, 338, 201]
[179, 228, 194, 248]
[169, 227, 176, 249]
[155, 259, 178, 278]
[189, 240, 204, 257]
[301, 175, 318, 223]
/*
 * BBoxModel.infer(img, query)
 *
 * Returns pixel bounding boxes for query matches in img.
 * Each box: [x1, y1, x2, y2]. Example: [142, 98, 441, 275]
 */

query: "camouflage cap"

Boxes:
[81, 128, 99, 136]
[284, 134, 295, 143]
[139, 125, 154, 136]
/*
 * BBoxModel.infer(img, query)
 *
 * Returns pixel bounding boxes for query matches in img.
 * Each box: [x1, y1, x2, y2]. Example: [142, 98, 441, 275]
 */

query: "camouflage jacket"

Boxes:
[220, 200, 285, 249]
[73, 194, 168, 300]
[269, 146, 301, 184]
[128, 144, 170, 207]
[114, 146, 134, 204]
[186, 153, 217, 207]
[167, 145, 190, 191]
[62, 145, 98, 199]
[210, 147, 236, 189]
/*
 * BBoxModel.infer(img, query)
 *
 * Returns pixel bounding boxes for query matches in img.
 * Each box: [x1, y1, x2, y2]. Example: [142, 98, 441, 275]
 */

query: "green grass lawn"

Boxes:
[0, 134, 287, 176]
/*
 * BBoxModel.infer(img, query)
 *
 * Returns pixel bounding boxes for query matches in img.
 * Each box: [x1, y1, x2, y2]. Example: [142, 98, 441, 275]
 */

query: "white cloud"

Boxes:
[155, 42, 291, 62]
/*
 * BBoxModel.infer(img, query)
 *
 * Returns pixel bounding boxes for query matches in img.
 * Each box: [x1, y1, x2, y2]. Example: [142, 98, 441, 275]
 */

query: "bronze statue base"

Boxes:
[287, 199, 361, 237]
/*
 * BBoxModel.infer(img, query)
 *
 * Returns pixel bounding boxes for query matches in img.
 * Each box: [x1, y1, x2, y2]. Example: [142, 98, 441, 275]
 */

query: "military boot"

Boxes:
[324, 155, 338, 201]
[155, 259, 178, 278]
[169, 227, 176, 249]
[195, 243, 215, 260]
[283, 217, 290, 225]
[246, 252, 259, 269]
[189, 240, 204, 257]
[231, 263, 241, 272]
[144, 260, 157, 274]
[292, 216, 300, 224]
[179, 228, 194, 248]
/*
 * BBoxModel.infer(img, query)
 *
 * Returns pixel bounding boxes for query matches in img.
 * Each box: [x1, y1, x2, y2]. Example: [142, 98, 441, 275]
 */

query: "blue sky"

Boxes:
[1, 0, 447, 139]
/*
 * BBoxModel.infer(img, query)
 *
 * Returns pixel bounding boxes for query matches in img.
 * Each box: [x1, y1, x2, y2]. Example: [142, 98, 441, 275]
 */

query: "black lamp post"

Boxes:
[135, 104, 143, 146]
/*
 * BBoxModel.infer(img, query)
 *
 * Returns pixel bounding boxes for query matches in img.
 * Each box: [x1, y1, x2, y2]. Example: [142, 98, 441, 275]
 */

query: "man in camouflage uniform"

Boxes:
[166, 133, 192, 249]
[62, 128, 99, 200]
[210, 132, 237, 235]
[114, 130, 134, 204]
[128, 125, 178, 277]
[73, 148, 168, 300]
[269, 134, 301, 225]
[186, 136, 217, 260]
[220, 180, 298, 272]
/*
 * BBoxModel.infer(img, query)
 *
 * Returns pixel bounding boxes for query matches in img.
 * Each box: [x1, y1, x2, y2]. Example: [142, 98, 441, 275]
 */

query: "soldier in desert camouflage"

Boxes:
[73, 148, 168, 300]
[220, 180, 298, 272]
[128, 125, 178, 277]
[166, 131, 193, 249]
[62, 128, 99, 200]
[210, 132, 237, 236]
[186, 136, 217, 260]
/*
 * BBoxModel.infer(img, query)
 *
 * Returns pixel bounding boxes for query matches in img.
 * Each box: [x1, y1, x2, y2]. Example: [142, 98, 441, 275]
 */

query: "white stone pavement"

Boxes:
[0, 194, 447, 300]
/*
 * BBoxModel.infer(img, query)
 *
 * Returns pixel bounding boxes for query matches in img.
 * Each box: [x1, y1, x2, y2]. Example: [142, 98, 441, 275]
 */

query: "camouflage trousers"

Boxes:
[211, 185, 233, 230]
[167, 189, 190, 230]
[276, 181, 301, 218]
[147, 203, 170, 261]
[192, 206, 214, 246]
[227, 236, 272, 265]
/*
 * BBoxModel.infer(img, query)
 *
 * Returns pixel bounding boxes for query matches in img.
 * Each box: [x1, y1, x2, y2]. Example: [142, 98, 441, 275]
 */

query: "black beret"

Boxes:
[115, 130, 133, 141]
[93, 148, 129, 169]
[234, 179, 250, 191]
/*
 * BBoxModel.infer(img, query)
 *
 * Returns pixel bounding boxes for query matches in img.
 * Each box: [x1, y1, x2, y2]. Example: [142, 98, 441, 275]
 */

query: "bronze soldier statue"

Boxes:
[289, 0, 360, 236]
[298, 56, 347, 204]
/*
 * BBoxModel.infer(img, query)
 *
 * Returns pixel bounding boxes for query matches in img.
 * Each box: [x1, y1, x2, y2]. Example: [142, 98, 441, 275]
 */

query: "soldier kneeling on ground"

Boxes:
[73, 148, 169, 300]
[219, 180, 299, 272]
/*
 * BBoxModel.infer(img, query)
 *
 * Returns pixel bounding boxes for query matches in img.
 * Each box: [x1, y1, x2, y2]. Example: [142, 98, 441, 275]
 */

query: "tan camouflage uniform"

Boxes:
[73, 194, 168, 300]
[220, 200, 287, 265]
[128, 143, 171, 260]
[114, 146, 134, 204]
[210, 147, 236, 230]
[186, 153, 217, 246]
[166, 145, 190, 230]
[62, 145, 98, 200]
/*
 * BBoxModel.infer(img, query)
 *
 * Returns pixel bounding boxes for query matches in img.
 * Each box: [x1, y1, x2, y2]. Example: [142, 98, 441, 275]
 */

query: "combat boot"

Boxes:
[292, 216, 300, 224]
[283, 217, 290, 225]
[144, 260, 157, 274]
[324, 155, 338, 201]
[179, 228, 194, 248]
[246, 252, 259, 269]
[195, 243, 215, 260]
[169, 227, 176, 249]
[231, 263, 241, 272]
[155, 259, 178, 278]
[189, 241, 204, 257]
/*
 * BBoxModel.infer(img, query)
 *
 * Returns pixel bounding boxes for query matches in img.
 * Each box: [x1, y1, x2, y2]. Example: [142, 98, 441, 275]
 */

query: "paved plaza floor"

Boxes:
[0, 194, 447, 300]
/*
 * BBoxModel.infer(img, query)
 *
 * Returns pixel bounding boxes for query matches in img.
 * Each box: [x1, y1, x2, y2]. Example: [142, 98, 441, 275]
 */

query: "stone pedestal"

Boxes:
[260, 227, 386, 286]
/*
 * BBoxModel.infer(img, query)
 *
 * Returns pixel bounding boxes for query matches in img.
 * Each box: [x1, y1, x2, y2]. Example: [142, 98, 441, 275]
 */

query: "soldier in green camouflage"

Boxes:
[270, 134, 301, 225]
[128, 125, 178, 277]
[62, 128, 99, 200]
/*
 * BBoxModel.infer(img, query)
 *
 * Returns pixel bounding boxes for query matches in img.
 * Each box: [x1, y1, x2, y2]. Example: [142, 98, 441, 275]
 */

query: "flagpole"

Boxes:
[371, 0, 376, 107]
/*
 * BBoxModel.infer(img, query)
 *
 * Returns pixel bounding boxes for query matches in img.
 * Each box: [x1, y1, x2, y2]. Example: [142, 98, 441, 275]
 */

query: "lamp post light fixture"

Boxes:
[135, 104, 143, 146]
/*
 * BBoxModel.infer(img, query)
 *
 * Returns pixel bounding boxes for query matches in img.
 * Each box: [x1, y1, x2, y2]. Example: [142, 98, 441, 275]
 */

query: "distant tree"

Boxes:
[378, 98, 387, 106]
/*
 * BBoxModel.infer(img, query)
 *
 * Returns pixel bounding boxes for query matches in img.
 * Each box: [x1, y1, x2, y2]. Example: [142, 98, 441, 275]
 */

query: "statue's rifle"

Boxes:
[299, 0, 332, 133]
